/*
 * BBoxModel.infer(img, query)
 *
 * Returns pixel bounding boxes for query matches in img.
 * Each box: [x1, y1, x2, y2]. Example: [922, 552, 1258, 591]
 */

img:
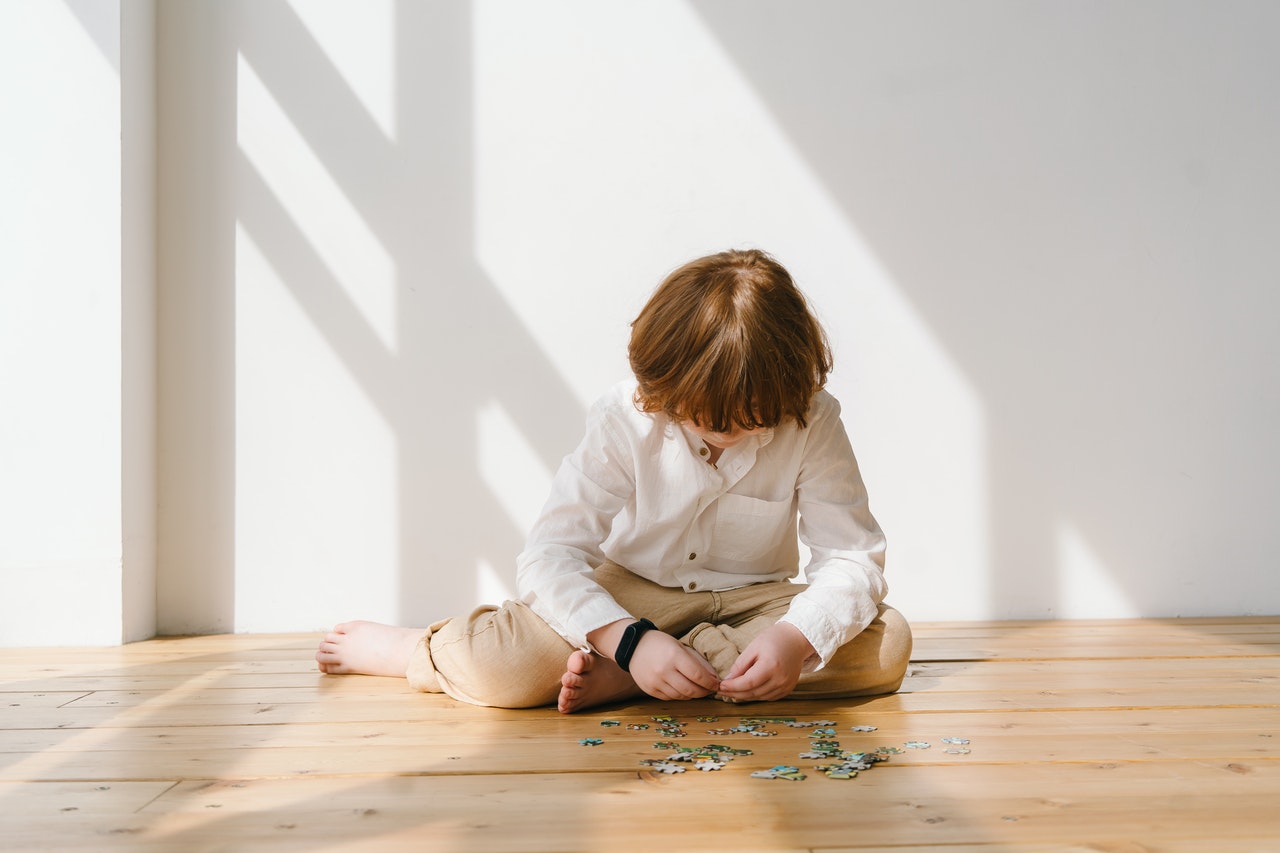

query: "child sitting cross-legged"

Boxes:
[316, 248, 912, 713]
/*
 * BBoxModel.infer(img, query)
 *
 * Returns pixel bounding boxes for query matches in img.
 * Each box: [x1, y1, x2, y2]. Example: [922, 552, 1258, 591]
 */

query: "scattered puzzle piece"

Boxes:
[587, 714, 931, 783]
[941, 737, 970, 745]
[751, 765, 806, 781]
[816, 764, 859, 779]
[651, 762, 686, 774]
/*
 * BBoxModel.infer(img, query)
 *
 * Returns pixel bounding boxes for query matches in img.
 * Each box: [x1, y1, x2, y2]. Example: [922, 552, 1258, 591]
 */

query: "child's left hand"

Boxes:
[716, 622, 816, 702]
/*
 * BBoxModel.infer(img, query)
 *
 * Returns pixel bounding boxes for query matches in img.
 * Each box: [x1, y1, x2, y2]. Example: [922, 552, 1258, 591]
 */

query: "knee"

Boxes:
[427, 605, 566, 709]
[432, 639, 560, 708]
[876, 605, 913, 692]
[793, 605, 913, 699]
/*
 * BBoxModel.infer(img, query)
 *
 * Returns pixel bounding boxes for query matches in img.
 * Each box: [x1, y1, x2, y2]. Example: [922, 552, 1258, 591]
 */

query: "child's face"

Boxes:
[684, 421, 767, 450]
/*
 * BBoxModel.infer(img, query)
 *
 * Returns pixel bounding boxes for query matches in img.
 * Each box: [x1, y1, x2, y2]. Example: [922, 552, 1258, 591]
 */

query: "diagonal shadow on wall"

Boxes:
[234, 0, 586, 625]
[156, 0, 587, 632]
[689, 0, 1280, 618]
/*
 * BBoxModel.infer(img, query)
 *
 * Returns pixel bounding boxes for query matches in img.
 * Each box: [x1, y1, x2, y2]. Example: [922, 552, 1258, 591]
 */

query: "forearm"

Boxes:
[785, 555, 885, 665]
[585, 618, 633, 662]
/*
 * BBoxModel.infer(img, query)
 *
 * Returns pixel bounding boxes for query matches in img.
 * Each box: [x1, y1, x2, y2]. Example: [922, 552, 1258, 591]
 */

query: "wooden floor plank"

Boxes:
[0, 779, 177, 814]
[6, 681, 1276, 731]
[4, 732, 1278, 782]
[7, 704, 1279, 749]
[32, 655, 1275, 709]
[4, 765, 1277, 852]
[909, 640, 1280, 660]
[0, 658, 323, 680]
[909, 615, 1280, 630]
[2, 619, 1278, 851]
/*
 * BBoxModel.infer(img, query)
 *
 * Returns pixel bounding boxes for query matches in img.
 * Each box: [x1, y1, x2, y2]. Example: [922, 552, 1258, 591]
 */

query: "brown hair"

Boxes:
[629, 249, 832, 431]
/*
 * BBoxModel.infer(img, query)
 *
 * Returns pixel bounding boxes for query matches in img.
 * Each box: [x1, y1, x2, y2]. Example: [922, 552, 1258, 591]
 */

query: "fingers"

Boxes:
[718, 657, 789, 701]
[717, 674, 770, 700]
[652, 675, 716, 701]
[720, 647, 759, 684]
[717, 648, 764, 693]
[719, 681, 786, 701]
[679, 649, 723, 691]
[656, 664, 719, 700]
[643, 650, 721, 700]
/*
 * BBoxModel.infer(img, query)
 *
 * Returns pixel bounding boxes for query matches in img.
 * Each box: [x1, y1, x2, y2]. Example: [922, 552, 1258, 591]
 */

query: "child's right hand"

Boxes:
[626, 631, 721, 701]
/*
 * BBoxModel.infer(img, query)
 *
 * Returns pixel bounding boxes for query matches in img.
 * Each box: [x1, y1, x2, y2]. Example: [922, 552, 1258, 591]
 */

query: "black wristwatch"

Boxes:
[614, 618, 658, 673]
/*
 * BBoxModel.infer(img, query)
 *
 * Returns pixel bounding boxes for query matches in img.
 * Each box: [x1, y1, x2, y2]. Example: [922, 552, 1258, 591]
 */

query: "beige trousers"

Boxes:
[406, 561, 912, 709]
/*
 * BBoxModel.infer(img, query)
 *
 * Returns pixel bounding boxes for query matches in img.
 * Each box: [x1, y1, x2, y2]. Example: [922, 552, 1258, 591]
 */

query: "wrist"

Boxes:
[586, 618, 633, 658]
[774, 620, 817, 659]
[614, 618, 658, 672]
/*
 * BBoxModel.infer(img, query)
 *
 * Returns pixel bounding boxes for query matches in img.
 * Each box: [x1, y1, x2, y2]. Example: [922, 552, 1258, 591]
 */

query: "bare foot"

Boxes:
[315, 621, 424, 677]
[557, 650, 645, 714]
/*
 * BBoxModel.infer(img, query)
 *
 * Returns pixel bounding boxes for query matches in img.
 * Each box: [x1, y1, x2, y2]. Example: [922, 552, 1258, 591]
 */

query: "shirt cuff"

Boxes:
[778, 597, 869, 670]
[529, 595, 633, 655]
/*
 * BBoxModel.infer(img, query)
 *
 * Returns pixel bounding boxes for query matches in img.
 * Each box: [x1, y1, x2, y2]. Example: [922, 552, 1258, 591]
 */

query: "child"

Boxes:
[317, 248, 911, 713]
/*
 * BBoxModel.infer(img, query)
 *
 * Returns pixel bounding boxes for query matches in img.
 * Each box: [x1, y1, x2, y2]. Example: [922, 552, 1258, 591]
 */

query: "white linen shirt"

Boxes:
[515, 379, 888, 670]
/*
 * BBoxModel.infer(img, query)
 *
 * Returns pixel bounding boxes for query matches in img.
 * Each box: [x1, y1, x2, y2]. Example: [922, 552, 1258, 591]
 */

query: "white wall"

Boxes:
[0, 0, 156, 646]
[4, 1, 1278, 645]
[154, 0, 1280, 634]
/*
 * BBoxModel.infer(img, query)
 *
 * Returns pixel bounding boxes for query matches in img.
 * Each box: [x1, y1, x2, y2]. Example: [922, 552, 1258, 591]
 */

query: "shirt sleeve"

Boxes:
[515, 396, 638, 650]
[777, 394, 888, 669]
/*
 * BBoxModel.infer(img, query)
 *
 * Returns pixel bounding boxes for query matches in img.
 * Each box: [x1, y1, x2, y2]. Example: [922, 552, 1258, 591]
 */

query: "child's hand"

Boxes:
[716, 622, 815, 702]
[627, 631, 722, 701]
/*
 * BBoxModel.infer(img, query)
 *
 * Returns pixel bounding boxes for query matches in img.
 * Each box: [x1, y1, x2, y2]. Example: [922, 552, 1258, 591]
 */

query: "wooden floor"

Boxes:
[2, 618, 1278, 852]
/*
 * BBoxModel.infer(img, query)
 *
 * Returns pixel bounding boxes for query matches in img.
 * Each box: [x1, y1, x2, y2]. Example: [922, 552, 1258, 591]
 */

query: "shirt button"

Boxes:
[698, 447, 708, 456]
[688, 582, 698, 591]
[688, 552, 696, 560]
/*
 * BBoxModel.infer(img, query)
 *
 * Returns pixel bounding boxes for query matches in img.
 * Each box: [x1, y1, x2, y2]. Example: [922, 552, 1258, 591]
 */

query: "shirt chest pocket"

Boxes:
[709, 493, 794, 562]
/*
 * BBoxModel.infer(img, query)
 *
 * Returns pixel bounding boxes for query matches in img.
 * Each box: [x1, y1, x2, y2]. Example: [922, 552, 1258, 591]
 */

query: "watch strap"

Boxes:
[614, 618, 657, 673]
